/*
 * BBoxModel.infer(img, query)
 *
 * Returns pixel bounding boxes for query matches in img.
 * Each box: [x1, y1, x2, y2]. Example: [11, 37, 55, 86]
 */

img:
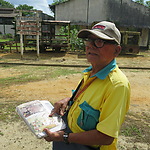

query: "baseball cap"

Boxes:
[78, 21, 121, 45]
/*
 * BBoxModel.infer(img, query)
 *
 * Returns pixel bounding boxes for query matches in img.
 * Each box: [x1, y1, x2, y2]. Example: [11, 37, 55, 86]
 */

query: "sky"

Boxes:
[5, 0, 54, 16]
[5, 0, 148, 16]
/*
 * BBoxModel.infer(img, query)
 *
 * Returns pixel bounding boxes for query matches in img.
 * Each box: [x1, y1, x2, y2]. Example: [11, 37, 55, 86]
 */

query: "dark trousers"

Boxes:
[52, 112, 99, 150]
[53, 141, 99, 150]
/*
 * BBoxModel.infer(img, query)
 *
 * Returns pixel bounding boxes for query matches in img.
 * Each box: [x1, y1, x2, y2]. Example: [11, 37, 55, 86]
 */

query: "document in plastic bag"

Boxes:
[16, 100, 66, 139]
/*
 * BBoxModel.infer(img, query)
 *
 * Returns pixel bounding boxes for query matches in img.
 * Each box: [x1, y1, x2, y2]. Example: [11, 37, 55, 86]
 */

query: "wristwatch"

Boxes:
[63, 132, 70, 144]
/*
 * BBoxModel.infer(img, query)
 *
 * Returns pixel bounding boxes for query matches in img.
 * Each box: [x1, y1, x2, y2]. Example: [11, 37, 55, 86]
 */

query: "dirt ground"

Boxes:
[0, 51, 150, 150]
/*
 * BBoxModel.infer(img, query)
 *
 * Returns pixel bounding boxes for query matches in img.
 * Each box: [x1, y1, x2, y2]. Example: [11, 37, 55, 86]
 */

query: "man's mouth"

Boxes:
[88, 52, 97, 55]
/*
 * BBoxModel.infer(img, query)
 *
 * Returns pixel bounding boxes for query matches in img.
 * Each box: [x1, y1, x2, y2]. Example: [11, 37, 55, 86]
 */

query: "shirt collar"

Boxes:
[83, 59, 117, 80]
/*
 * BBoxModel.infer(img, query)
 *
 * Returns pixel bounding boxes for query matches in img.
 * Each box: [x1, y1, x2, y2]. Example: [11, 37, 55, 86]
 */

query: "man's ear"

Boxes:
[114, 45, 121, 56]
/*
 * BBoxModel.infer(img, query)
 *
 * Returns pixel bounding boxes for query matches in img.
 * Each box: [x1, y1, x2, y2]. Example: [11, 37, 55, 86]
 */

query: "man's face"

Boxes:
[84, 34, 121, 66]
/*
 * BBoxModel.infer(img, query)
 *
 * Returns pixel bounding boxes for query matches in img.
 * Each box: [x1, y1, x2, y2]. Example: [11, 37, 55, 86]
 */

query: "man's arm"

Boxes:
[44, 129, 114, 146]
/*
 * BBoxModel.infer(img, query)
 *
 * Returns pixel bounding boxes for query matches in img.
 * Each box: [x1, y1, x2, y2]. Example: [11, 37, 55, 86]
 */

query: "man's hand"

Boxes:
[43, 128, 64, 142]
[50, 97, 70, 116]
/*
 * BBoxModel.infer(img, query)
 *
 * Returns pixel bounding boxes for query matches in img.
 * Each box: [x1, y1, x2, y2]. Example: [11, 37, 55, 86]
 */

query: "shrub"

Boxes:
[59, 25, 85, 51]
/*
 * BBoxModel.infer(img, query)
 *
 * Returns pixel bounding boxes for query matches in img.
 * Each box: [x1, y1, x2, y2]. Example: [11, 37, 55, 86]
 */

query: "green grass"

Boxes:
[50, 68, 80, 78]
[0, 74, 33, 85]
[121, 125, 142, 137]
[0, 131, 4, 136]
[0, 38, 13, 42]
[120, 111, 150, 144]
[0, 65, 81, 87]
[0, 101, 23, 123]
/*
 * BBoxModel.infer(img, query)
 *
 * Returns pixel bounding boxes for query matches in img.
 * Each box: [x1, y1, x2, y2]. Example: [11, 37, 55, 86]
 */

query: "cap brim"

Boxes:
[78, 29, 115, 41]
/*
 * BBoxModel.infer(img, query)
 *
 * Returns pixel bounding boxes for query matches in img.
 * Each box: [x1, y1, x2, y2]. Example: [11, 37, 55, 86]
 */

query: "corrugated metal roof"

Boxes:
[0, 8, 14, 11]
[42, 20, 70, 25]
[0, 13, 18, 18]
[43, 20, 70, 23]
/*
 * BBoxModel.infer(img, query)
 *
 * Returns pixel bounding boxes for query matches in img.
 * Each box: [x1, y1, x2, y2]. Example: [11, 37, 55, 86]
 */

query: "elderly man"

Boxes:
[44, 21, 130, 150]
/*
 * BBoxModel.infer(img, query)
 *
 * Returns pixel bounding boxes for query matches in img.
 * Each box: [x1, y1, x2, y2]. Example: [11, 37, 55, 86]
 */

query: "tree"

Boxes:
[145, 1, 150, 7]
[16, 4, 36, 16]
[52, 0, 68, 5]
[134, 0, 144, 5]
[134, 0, 150, 8]
[0, 0, 14, 8]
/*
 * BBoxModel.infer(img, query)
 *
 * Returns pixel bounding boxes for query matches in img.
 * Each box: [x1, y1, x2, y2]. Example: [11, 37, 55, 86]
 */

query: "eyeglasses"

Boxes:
[83, 38, 117, 48]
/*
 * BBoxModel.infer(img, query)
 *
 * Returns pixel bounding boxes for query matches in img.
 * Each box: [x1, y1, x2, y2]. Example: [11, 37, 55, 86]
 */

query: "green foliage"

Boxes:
[3, 33, 13, 38]
[70, 27, 84, 51]
[0, 0, 14, 8]
[16, 4, 36, 16]
[145, 1, 150, 7]
[134, 0, 150, 7]
[16, 4, 34, 11]
[52, 0, 69, 5]
[134, 0, 144, 5]
[59, 25, 85, 51]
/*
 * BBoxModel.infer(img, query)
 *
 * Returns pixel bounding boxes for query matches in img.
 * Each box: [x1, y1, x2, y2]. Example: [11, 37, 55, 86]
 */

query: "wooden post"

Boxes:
[36, 12, 40, 59]
[20, 33, 24, 59]
[68, 23, 71, 51]
[16, 42, 18, 52]
[10, 43, 12, 53]
[36, 34, 39, 59]
[3, 24, 6, 35]
[18, 11, 24, 59]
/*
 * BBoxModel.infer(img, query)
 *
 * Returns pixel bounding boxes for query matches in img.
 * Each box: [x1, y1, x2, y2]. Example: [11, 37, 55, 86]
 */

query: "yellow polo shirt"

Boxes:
[67, 59, 130, 150]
